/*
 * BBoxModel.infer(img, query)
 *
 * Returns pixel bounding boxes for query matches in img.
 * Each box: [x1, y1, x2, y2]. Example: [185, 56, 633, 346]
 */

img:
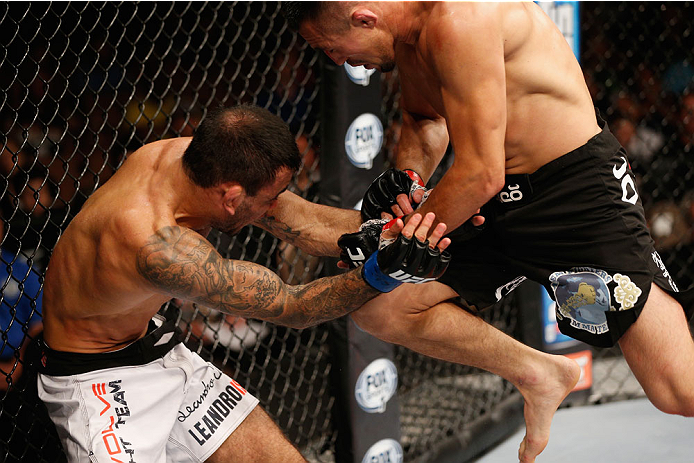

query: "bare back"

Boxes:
[398, 2, 599, 174]
[43, 138, 191, 352]
[42, 136, 379, 355]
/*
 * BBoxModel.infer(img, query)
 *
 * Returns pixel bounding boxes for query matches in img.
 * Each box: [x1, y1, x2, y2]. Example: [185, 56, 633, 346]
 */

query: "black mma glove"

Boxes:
[338, 218, 392, 269]
[361, 234, 451, 292]
[360, 167, 485, 239]
[361, 168, 427, 222]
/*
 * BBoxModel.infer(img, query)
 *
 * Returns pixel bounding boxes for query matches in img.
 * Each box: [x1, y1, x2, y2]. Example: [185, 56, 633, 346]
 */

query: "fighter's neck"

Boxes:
[152, 147, 219, 231]
[172, 172, 219, 232]
[392, 1, 433, 45]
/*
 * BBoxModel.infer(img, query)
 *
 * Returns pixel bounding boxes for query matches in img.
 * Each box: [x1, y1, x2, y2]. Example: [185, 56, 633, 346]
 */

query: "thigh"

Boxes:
[437, 232, 523, 311]
[206, 406, 306, 463]
[619, 284, 694, 385]
[351, 281, 459, 342]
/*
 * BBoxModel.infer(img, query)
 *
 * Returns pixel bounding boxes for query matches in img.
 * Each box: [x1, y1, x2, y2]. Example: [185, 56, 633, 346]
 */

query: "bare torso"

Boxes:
[397, 2, 599, 174]
[43, 138, 194, 352]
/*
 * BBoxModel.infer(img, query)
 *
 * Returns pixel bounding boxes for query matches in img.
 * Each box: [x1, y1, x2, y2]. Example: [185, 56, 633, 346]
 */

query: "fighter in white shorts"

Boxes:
[37, 104, 451, 462]
[38, 317, 260, 462]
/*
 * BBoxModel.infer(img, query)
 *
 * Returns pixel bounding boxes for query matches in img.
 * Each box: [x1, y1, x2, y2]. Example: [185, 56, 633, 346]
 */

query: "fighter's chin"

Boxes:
[214, 220, 243, 236]
[380, 61, 395, 73]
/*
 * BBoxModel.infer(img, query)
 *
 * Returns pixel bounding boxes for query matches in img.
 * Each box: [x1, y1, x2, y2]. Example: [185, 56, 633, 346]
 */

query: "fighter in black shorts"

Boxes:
[344, 112, 694, 346]
[338, 112, 694, 463]
[432, 115, 694, 347]
[287, 3, 694, 462]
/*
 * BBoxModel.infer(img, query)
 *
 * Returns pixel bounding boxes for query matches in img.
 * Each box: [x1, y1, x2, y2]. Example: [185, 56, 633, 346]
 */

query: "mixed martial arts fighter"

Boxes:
[282, 2, 694, 462]
[36, 105, 451, 462]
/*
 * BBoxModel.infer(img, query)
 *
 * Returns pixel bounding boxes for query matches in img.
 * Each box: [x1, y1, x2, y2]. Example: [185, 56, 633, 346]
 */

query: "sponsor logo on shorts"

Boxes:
[612, 156, 639, 205]
[494, 275, 527, 301]
[91, 380, 136, 463]
[652, 251, 679, 292]
[186, 379, 248, 446]
[361, 438, 403, 463]
[549, 268, 612, 335]
[497, 183, 524, 203]
[355, 358, 398, 413]
[178, 369, 224, 422]
[612, 273, 642, 311]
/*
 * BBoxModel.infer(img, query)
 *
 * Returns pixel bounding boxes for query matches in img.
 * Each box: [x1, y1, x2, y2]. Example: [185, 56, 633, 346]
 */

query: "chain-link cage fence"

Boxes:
[1, 2, 693, 463]
[0, 2, 329, 461]
[581, 0, 694, 406]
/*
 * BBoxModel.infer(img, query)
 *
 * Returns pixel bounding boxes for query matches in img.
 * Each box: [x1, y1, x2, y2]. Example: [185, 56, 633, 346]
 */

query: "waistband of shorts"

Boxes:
[36, 315, 182, 376]
[490, 110, 622, 211]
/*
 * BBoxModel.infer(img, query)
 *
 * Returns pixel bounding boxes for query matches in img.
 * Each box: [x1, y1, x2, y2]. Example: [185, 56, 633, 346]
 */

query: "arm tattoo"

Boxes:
[257, 215, 301, 244]
[136, 226, 380, 328]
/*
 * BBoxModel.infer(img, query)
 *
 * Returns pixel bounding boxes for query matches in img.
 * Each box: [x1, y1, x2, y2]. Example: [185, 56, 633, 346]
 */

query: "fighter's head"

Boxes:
[182, 105, 301, 233]
[281, 2, 396, 73]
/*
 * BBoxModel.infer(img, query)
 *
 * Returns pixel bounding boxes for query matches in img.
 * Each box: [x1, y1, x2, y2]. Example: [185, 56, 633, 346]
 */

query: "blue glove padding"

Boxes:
[362, 251, 402, 292]
[361, 234, 450, 292]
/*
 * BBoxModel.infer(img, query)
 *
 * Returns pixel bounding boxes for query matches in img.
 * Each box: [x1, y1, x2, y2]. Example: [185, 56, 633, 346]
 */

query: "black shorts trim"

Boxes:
[37, 316, 182, 376]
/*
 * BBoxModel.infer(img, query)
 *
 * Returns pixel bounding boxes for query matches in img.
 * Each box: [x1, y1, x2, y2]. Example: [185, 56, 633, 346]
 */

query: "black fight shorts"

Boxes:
[439, 114, 694, 347]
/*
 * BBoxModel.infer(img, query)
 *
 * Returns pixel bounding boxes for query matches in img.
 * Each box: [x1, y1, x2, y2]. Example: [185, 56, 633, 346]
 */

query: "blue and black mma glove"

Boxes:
[360, 232, 451, 293]
[361, 168, 426, 222]
[338, 218, 392, 269]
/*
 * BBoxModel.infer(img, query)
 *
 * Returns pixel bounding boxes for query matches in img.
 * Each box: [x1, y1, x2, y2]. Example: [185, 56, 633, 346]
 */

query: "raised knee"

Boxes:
[351, 295, 423, 344]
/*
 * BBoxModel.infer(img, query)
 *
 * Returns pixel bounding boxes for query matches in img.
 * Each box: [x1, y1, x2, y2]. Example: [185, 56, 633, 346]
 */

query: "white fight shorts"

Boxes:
[36, 317, 259, 462]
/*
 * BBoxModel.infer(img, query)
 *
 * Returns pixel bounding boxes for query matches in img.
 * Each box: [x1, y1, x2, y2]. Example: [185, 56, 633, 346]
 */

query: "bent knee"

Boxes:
[351, 300, 405, 344]
[351, 282, 457, 342]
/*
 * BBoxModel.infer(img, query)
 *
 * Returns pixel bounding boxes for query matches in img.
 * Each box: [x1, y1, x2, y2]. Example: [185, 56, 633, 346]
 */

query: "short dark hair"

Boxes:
[182, 105, 301, 195]
[280, 2, 325, 30]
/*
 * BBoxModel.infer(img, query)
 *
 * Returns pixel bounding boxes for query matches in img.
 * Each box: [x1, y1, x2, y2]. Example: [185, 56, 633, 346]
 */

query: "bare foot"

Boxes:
[515, 355, 581, 462]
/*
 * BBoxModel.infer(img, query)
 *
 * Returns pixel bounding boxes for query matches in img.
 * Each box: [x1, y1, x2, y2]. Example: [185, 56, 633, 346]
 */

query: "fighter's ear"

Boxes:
[351, 8, 377, 29]
[222, 184, 244, 215]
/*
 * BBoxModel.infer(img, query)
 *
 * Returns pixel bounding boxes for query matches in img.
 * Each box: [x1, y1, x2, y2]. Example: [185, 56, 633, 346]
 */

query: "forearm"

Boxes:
[414, 166, 499, 233]
[136, 225, 378, 329]
[395, 111, 449, 183]
[257, 191, 361, 257]
[270, 268, 380, 329]
[176, 263, 377, 330]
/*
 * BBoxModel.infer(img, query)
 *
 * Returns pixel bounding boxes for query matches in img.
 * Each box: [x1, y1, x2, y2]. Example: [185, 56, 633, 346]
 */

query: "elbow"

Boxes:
[486, 169, 506, 199]
[272, 311, 315, 330]
[467, 165, 504, 202]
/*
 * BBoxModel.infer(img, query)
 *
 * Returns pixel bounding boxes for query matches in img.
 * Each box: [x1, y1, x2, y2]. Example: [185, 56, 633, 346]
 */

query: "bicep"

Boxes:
[135, 226, 286, 319]
[432, 9, 506, 177]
